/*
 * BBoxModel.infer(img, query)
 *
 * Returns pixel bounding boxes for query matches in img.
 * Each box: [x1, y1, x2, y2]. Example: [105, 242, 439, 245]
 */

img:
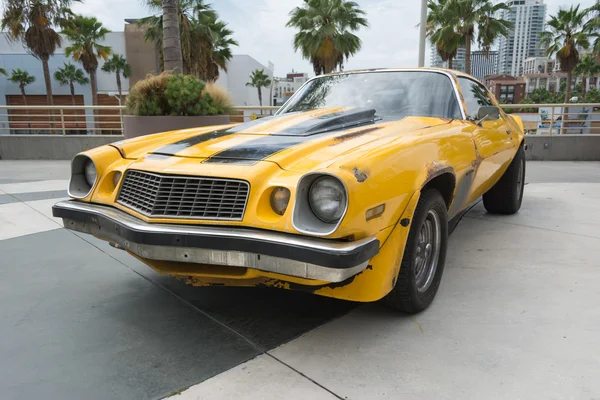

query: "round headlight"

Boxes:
[84, 160, 97, 186]
[270, 187, 291, 215]
[308, 176, 347, 223]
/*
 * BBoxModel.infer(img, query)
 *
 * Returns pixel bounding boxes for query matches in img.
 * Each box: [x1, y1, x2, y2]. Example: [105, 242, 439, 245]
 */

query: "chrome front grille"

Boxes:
[117, 170, 250, 221]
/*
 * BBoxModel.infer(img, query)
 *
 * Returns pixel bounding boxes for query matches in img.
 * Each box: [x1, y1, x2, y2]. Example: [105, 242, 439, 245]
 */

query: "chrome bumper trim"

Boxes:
[52, 201, 380, 282]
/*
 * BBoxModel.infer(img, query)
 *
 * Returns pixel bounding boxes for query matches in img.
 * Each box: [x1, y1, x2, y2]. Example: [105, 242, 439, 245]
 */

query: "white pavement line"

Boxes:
[0, 179, 69, 195]
[167, 354, 339, 400]
[0, 202, 61, 241]
[26, 197, 69, 226]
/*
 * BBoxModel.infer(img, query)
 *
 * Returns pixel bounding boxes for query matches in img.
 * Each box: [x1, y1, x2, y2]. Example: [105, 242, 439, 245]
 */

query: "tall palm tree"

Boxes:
[574, 54, 600, 98]
[427, 0, 463, 69]
[585, 1, 600, 55]
[246, 69, 271, 109]
[54, 62, 89, 106]
[8, 68, 35, 132]
[54, 62, 88, 129]
[540, 5, 592, 105]
[61, 15, 112, 107]
[440, 0, 511, 75]
[101, 54, 131, 100]
[162, 0, 183, 72]
[287, 0, 369, 75]
[1, 0, 74, 108]
[139, 0, 236, 81]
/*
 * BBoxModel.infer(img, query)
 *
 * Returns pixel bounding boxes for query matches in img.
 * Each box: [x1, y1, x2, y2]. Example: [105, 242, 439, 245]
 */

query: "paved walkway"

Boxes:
[1, 161, 599, 399]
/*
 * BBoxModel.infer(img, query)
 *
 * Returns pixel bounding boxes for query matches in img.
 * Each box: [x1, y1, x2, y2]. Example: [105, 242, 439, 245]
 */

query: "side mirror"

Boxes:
[476, 106, 501, 123]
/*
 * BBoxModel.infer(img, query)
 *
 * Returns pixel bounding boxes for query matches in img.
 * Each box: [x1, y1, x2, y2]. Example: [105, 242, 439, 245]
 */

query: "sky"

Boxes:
[72, 0, 598, 77]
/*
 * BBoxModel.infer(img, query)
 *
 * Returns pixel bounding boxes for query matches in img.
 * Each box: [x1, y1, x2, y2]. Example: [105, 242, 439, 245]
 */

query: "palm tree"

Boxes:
[0, 68, 6, 76]
[162, 0, 184, 72]
[427, 0, 463, 69]
[1, 0, 74, 108]
[61, 15, 112, 107]
[8, 69, 35, 132]
[585, 1, 600, 55]
[287, 0, 369, 75]
[139, 0, 237, 81]
[246, 69, 272, 109]
[101, 54, 131, 100]
[54, 62, 89, 105]
[540, 5, 592, 105]
[574, 55, 600, 98]
[439, 0, 511, 75]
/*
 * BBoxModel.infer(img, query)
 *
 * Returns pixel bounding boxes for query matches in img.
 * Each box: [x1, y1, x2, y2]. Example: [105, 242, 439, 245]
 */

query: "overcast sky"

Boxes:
[72, 0, 597, 77]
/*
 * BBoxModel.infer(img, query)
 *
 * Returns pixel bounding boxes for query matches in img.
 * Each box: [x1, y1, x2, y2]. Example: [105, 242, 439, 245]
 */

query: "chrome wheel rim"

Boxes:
[414, 209, 442, 293]
[516, 158, 525, 201]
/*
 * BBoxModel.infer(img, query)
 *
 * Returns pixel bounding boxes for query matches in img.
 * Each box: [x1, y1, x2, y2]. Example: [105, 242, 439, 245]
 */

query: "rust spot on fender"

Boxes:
[353, 167, 368, 183]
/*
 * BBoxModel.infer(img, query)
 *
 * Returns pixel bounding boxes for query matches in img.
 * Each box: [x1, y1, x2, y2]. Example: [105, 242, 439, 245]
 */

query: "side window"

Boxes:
[458, 77, 493, 120]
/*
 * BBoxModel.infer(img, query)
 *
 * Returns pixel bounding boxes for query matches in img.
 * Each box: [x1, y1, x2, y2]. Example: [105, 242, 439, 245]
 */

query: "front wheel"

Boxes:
[384, 189, 448, 314]
[482, 146, 526, 215]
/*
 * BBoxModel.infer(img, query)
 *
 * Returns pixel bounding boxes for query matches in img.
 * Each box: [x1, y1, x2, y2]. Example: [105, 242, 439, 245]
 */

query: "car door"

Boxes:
[457, 77, 517, 202]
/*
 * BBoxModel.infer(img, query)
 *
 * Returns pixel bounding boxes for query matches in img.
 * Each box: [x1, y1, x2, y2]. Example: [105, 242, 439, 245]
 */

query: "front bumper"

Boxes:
[52, 201, 380, 283]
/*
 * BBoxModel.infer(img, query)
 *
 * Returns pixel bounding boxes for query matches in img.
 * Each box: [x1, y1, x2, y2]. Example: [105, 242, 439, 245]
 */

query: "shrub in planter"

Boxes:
[124, 73, 234, 138]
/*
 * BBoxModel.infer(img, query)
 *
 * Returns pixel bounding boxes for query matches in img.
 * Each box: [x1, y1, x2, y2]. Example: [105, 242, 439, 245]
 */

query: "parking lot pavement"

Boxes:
[1, 160, 599, 400]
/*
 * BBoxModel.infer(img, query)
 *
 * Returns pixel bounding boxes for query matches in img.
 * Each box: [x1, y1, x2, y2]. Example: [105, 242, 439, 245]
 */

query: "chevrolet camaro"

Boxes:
[53, 68, 526, 313]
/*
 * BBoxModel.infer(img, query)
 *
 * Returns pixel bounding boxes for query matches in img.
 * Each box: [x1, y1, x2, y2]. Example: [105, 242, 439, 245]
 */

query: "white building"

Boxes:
[497, 0, 547, 76]
[471, 51, 499, 81]
[273, 72, 309, 106]
[429, 45, 466, 72]
[215, 55, 274, 107]
[523, 56, 555, 75]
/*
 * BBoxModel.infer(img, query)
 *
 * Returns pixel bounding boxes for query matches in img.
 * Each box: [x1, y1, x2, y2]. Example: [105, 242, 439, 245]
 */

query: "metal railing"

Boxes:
[2, 103, 599, 136]
[0, 105, 280, 135]
[499, 103, 600, 135]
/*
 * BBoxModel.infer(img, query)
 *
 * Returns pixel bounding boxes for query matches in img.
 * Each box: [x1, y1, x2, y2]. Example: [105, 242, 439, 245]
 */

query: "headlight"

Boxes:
[308, 176, 347, 223]
[84, 160, 97, 186]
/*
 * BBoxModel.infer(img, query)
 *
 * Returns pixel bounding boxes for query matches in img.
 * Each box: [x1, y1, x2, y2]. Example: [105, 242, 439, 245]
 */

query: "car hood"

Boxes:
[112, 108, 452, 172]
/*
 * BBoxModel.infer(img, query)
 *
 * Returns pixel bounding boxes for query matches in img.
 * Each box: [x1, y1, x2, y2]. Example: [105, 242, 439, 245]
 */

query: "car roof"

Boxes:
[323, 67, 484, 85]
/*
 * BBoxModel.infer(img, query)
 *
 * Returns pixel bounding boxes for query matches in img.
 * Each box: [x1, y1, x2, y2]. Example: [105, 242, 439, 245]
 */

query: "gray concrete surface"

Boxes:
[1, 161, 599, 400]
[174, 162, 600, 399]
[525, 135, 600, 161]
[0, 135, 123, 160]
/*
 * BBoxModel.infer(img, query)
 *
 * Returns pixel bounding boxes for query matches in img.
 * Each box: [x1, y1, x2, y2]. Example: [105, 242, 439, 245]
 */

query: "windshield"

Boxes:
[278, 71, 462, 120]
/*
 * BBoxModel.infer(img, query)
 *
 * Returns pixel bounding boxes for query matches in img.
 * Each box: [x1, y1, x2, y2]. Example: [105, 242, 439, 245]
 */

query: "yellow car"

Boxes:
[53, 68, 525, 313]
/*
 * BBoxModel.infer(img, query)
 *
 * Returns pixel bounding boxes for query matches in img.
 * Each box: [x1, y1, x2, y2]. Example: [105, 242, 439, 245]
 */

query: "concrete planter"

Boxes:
[123, 115, 231, 139]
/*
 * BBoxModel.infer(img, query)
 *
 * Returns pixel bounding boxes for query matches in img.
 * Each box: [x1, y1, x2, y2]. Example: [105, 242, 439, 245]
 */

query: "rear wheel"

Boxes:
[482, 146, 526, 215]
[384, 189, 448, 314]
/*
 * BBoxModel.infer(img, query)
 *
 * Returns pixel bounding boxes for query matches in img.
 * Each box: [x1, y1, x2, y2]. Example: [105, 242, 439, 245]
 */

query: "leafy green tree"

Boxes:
[573, 54, 600, 98]
[1, 0, 74, 108]
[437, 0, 511, 74]
[61, 15, 112, 107]
[427, 0, 463, 69]
[0, 68, 6, 76]
[8, 68, 35, 106]
[540, 5, 593, 104]
[246, 69, 272, 108]
[584, 86, 600, 103]
[139, 0, 237, 81]
[54, 62, 89, 106]
[287, 0, 369, 75]
[101, 54, 131, 100]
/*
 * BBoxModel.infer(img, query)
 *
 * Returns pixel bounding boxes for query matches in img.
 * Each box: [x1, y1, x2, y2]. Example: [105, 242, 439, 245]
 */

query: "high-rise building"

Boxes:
[471, 51, 499, 81]
[429, 44, 466, 72]
[497, 0, 547, 76]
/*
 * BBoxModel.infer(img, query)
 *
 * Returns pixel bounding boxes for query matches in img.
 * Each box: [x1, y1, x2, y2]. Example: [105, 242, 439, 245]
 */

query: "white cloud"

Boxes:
[71, 0, 598, 76]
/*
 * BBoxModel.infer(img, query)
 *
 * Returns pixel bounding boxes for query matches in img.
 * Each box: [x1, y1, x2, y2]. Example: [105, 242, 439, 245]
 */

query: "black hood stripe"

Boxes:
[151, 128, 233, 156]
[202, 134, 323, 165]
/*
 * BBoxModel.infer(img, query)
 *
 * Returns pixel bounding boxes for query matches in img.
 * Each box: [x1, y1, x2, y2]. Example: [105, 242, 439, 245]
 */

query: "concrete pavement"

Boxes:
[1, 161, 599, 399]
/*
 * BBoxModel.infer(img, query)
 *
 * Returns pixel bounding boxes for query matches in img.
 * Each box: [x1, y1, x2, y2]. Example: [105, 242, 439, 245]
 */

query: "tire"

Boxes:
[384, 189, 448, 314]
[482, 145, 526, 215]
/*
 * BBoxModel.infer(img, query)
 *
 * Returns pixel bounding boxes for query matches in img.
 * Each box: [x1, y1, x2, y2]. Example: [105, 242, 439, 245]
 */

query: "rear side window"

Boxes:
[458, 77, 493, 120]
